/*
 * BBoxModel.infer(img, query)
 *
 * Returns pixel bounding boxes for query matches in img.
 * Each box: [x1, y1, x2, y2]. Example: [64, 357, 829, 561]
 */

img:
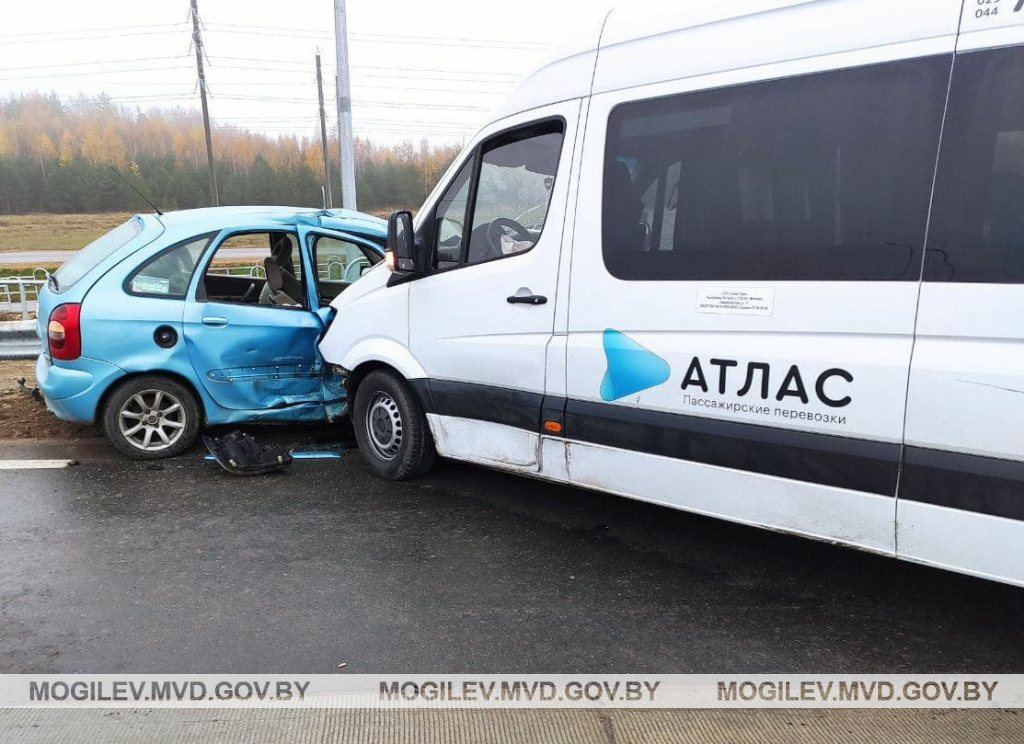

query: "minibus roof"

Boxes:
[492, 0, 819, 120]
[493, 0, 959, 119]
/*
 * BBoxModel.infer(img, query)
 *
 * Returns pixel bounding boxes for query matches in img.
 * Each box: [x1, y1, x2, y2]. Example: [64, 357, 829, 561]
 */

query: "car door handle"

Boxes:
[201, 316, 229, 327]
[506, 294, 547, 306]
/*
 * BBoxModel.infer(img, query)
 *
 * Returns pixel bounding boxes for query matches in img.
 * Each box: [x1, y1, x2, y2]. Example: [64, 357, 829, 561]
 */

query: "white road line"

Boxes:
[0, 459, 76, 470]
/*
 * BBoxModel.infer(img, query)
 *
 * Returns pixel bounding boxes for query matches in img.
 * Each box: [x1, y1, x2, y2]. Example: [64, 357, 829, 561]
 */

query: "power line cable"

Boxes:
[0, 55, 190, 73]
[0, 22, 187, 43]
[0, 65, 194, 81]
[0, 21, 185, 38]
[208, 62, 520, 83]
[208, 55, 523, 80]
[202, 24, 545, 50]
[211, 92, 491, 111]
[203, 22, 548, 48]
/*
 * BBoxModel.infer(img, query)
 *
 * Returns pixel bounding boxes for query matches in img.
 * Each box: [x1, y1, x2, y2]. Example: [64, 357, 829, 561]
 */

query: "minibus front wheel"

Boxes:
[351, 369, 436, 480]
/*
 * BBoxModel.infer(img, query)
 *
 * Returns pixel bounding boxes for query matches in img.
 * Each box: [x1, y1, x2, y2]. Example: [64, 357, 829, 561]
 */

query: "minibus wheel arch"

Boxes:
[349, 366, 436, 480]
[346, 361, 401, 402]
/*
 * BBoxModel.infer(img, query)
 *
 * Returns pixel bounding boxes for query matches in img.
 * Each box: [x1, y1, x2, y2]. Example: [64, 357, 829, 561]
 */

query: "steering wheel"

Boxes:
[486, 218, 533, 253]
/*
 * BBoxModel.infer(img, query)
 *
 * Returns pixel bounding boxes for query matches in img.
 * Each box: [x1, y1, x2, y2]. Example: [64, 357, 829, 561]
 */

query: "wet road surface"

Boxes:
[1, 439, 1023, 673]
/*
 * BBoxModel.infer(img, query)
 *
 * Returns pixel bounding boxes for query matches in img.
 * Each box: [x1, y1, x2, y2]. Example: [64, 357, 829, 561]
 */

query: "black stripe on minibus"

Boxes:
[563, 399, 900, 496]
[411, 379, 545, 432]
[900, 447, 1024, 522]
[409, 379, 900, 496]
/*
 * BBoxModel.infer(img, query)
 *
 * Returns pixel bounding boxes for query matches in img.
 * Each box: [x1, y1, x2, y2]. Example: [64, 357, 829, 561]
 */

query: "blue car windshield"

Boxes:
[53, 218, 146, 290]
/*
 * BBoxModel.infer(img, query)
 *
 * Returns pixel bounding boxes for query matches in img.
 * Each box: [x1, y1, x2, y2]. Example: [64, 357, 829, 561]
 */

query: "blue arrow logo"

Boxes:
[599, 329, 671, 401]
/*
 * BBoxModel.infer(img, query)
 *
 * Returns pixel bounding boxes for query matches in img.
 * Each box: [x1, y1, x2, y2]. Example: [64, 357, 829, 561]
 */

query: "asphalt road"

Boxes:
[2, 437, 1023, 674]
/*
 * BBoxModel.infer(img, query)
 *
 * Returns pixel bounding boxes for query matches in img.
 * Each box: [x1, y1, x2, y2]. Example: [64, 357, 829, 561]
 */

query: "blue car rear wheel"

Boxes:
[102, 375, 201, 460]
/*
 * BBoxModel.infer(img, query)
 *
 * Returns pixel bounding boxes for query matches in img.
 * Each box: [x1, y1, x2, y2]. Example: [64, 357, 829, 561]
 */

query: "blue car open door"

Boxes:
[182, 226, 330, 421]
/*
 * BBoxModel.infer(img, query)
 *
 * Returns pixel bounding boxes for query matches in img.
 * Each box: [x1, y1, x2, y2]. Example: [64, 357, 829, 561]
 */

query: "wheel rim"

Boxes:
[364, 392, 403, 461]
[117, 388, 187, 452]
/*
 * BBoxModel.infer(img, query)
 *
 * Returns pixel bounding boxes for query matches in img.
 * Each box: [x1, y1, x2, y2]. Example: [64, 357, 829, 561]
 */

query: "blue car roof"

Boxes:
[149, 206, 387, 239]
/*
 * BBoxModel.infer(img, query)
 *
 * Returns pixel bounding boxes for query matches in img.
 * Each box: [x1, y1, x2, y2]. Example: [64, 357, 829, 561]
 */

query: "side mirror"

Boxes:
[386, 211, 417, 274]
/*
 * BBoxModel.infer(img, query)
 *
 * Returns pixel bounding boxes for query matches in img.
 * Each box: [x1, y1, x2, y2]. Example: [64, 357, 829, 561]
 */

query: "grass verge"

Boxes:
[0, 213, 132, 254]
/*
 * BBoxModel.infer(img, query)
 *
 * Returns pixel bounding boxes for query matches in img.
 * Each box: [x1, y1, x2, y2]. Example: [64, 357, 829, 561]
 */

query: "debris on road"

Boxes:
[289, 449, 345, 460]
[203, 431, 293, 476]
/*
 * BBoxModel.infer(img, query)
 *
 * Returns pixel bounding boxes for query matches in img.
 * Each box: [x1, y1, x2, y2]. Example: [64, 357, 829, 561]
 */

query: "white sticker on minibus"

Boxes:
[696, 288, 774, 316]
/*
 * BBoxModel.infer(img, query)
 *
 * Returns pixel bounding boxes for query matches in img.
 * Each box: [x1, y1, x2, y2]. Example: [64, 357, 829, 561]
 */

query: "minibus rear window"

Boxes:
[602, 55, 951, 282]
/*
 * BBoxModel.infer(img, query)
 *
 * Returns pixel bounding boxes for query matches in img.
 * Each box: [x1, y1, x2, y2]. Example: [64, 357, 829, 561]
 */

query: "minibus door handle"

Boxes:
[506, 294, 547, 306]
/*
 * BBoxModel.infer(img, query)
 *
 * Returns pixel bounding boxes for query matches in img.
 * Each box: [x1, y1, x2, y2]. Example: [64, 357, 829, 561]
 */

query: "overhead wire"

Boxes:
[0, 21, 186, 39]
[0, 22, 188, 45]
[0, 17, 528, 140]
[203, 22, 548, 50]
[209, 57, 522, 81]
[0, 65, 194, 82]
[0, 55, 190, 73]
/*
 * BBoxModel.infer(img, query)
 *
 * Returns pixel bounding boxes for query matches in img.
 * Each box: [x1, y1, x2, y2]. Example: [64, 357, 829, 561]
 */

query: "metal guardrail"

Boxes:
[207, 265, 266, 278]
[0, 273, 47, 321]
[0, 260, 361, 318]
[0, 259, 366, 361]
[0, 320, 41, 360]
[1, 270, 46, 359]
[206, 259, 366, 281]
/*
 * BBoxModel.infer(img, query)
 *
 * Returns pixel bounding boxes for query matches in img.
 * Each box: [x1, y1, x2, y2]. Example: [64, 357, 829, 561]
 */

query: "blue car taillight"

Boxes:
[48, 303, 82, 361]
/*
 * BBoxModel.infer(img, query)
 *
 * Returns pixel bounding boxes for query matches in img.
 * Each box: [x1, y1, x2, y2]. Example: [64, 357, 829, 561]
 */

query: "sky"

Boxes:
[0, 0, 605, 145]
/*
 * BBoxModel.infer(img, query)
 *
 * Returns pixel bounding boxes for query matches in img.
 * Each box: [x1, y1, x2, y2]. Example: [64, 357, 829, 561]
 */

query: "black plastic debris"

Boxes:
[202, 431, 293, 476]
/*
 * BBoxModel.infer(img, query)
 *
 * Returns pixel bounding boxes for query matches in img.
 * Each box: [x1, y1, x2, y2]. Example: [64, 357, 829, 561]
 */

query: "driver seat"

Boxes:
[263, 257, 302, 306]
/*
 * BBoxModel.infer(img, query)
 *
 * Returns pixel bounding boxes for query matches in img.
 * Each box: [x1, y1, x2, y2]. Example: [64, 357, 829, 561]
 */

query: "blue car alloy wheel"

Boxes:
[102, 375, 202, 460]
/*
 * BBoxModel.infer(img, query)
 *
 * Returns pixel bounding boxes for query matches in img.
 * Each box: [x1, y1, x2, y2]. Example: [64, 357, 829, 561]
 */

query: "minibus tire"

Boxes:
[102, 375, 201, 460]
[352, 369, 436, 480]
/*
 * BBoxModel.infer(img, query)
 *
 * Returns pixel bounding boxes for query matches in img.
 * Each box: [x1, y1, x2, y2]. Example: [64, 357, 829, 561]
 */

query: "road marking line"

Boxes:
[0, 459, 76, 470]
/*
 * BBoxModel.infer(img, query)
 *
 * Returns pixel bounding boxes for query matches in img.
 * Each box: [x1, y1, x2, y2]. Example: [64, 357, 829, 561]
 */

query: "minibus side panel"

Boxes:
[561, 21, 958, 551]
[898, 9, 1024, 587]
[540, 96, 592, 482]
[408, 100, 582, 472]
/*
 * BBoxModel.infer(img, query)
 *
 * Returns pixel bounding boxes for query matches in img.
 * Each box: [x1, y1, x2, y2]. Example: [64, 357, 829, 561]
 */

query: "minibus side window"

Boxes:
[431, 158, 475, 270]
[602, 55, 951, 282]
[925, 45, 1024, 283]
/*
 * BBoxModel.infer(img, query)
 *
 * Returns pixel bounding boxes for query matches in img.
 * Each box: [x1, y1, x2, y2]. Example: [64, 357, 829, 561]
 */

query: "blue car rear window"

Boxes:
[53, 218, 146, 291]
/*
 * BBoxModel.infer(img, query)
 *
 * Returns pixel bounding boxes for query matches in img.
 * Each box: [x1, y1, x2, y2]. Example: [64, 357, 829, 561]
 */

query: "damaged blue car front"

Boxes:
[35, 206, 385, 459]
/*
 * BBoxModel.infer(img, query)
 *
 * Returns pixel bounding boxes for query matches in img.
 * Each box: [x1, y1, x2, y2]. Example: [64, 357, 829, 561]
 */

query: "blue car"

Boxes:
[35, 206, 386, 459]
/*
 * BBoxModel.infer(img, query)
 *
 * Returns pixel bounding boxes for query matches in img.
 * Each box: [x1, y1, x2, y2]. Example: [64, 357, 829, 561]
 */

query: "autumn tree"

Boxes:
[0, 92, 461, 215]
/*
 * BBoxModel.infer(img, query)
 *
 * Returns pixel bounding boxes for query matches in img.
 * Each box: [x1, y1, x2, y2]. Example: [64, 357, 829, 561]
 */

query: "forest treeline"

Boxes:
[0, 93, 462, 215]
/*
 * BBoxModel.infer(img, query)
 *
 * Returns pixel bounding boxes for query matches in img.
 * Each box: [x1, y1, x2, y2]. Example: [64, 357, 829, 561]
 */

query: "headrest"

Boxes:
[263, 257, 283, 290]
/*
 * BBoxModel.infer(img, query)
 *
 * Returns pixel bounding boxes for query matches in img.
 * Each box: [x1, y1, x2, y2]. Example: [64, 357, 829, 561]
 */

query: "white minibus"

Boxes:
[319, 0, 1024, 587]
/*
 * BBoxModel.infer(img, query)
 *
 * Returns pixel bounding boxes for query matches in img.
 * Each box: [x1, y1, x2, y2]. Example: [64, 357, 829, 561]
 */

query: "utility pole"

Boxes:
[334, 0, 357, 210]
[190, 0, 219, 206]
[315, 50, 333, 209]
